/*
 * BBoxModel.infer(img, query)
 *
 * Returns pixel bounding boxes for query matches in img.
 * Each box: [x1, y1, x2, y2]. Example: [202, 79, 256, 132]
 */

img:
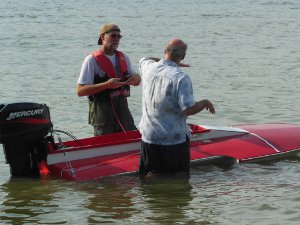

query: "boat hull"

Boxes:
[46, 123, 300, 181]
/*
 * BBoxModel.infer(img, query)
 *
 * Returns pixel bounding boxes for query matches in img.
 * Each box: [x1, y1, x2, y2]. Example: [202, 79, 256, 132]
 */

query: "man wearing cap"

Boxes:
[77, 23, 141, 135]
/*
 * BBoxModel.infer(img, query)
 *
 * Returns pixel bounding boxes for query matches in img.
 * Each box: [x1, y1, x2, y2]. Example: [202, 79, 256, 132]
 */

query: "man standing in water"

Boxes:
[77, 23, 141, 135]
[138, 38, 215, 176]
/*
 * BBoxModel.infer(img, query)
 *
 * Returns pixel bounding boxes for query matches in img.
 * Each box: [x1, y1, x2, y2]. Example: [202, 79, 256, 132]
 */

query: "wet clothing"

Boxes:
[138, 57, 196, 175]
[78, 51, 136, 135]
[139, 137, 190, 175]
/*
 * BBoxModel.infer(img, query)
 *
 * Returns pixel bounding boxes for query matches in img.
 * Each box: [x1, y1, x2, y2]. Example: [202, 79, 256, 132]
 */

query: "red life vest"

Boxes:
[92, 50, 128, 80]
[91, 50, 130, 99]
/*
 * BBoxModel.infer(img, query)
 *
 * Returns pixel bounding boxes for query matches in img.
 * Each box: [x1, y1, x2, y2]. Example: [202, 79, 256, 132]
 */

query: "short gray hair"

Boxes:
[165, 43, 187, 59]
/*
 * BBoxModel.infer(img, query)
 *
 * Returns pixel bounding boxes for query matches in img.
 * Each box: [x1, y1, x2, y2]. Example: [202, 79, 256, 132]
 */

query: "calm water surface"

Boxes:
[1, 0, 300, 224]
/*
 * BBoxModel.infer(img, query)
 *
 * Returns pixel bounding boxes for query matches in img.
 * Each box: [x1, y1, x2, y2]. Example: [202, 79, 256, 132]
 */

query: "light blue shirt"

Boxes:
[139, 58, 196, 145]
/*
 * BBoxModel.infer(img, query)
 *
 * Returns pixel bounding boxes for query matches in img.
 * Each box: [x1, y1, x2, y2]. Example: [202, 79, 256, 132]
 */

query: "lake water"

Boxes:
[1, 0, 300, 224]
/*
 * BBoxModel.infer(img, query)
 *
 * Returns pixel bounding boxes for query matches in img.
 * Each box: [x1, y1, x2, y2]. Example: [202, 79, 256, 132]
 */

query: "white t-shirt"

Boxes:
[77, 52, 136, 85]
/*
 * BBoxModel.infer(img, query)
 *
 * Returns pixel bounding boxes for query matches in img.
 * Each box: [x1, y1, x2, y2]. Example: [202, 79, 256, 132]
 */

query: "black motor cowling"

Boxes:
[0, 102, 52, 177]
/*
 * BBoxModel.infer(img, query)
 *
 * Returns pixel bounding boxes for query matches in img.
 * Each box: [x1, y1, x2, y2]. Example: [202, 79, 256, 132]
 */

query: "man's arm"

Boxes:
[183, 99, 215, 116]
[147, 57, 160, 62]
[76, 78, 126, 97]
[126, 73, 141, 86]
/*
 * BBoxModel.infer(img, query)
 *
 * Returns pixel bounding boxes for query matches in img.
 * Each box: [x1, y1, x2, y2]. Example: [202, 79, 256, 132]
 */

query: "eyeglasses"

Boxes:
[107, 33, 122, 39]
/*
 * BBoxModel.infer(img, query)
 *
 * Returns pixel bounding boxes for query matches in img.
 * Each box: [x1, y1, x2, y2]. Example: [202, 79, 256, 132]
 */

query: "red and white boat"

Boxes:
[1, 102, 300, 181]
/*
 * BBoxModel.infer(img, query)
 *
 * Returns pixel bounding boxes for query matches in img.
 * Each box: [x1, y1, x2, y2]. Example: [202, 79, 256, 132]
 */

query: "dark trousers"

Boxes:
[139, 137, 190, 175]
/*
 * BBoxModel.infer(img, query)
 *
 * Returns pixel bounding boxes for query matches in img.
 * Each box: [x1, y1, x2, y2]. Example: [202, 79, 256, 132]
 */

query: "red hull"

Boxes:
[46, 123, 300, 181]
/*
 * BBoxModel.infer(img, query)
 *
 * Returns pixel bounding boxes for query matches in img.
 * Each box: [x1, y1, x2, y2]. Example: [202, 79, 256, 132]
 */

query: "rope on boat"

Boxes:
[56, 133, 77, 178]
[52, 129, 83, 147]
[110, 98, 126, 133]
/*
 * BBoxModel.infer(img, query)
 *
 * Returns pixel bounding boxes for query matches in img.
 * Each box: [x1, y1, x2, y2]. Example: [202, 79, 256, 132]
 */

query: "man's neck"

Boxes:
[165, 56, 181, 65]
[100, 47, 115, 56]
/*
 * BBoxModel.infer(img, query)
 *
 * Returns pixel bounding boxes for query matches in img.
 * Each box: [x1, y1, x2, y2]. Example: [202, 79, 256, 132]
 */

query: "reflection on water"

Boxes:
[0, 161, 300, 224]
[0, 176, 58, 224]
[138, 176, 193, 224]
[78, 177, 137, 223]
[190, 161, 300, 224]
[62, 175, 195, 224]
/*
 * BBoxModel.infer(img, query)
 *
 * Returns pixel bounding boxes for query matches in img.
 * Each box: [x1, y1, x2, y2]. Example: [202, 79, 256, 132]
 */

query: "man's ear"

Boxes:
[101, 33, 106, 41]
[181, 53, 186, 60]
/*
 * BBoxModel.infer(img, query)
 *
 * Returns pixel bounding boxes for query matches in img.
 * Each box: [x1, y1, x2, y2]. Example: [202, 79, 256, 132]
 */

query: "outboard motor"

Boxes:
[0, 102, 52, 177]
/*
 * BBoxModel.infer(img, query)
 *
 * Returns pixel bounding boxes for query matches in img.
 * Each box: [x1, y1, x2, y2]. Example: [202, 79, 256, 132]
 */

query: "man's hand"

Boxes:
[183, 99, 215, 116]
[179, 62, 190, 67]
[204, 100, 215, 114]
[126, 74, 141, 86]
[106, 78, 127, 89]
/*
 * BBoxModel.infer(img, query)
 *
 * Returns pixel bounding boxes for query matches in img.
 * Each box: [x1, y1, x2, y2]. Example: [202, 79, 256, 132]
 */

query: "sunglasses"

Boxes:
[107, 33, 122, 39]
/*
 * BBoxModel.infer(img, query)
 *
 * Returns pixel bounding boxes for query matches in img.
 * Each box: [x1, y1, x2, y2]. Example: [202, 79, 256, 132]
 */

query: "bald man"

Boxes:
[138, 38, 215, 177]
